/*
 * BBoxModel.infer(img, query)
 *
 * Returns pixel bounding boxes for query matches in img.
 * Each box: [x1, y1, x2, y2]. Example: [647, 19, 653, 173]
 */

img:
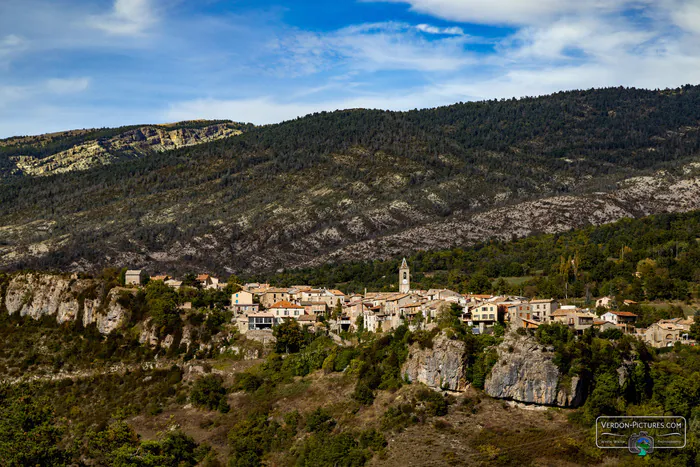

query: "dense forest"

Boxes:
[258, 210, 700, 304]
[1, 86, 700, 274]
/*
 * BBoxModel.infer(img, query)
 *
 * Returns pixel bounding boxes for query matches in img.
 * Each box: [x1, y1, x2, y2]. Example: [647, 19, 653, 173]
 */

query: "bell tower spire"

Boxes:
[399, 258, 410, 293]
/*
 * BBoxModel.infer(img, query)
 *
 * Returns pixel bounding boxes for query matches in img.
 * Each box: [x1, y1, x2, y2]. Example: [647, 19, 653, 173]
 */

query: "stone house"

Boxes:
[529, 298, 559, 322]
[165, 279, 182, 290]
[125, 270, 147, 286]
[595, 296, 615, 309]
[551, 308, 595, 333]
[197, 274, 220, 290]
[260, 288, 292, 308]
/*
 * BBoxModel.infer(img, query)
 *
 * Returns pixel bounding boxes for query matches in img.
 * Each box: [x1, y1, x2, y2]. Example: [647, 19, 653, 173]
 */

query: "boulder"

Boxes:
[402, 333, 467, 392]
[485, 332, 585, 407]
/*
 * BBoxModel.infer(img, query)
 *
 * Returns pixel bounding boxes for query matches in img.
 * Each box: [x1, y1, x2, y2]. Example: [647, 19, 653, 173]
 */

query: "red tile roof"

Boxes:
[270, 300, 304, 309]
[612, 311, 638, 317]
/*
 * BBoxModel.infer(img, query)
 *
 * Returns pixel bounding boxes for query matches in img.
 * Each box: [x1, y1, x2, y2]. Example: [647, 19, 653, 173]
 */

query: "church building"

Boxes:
[399, 258, 410, 293]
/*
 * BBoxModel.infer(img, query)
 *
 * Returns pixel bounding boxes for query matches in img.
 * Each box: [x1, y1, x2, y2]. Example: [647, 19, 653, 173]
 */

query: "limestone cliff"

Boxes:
[401, 333, 467, 392]
[3, 273, 131, 334]
[485, 332, 585, 407]
[8, 123, 243, 178]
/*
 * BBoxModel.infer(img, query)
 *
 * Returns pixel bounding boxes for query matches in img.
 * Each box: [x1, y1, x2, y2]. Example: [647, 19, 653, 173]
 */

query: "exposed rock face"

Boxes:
[3, 273, 130, 334]
[8, 123, 242, 178]
[402, 333, 467, 391]
[485, 332, 584, 407]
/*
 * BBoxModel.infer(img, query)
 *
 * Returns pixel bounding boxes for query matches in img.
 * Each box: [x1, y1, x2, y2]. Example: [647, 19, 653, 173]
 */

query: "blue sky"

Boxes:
[1, 0, 700, 137]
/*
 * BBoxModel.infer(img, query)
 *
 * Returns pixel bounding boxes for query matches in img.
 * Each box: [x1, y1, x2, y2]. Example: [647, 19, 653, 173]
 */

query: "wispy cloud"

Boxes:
[270, 22, 478, 76]
[89, 0, 157, 36]
[415, 24, 465, 35]
[367, 0, 648, 25]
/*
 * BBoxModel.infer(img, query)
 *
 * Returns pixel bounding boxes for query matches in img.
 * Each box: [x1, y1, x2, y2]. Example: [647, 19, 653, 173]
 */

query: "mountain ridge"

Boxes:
[1, 85, 700, 274]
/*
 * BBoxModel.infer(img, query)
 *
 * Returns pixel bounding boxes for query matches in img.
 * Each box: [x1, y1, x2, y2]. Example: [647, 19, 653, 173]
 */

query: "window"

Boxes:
[489, 314, 495, 320]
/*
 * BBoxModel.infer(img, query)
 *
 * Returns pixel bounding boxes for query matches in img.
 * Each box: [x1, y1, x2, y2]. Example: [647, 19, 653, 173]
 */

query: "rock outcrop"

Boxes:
[8, 123, 243, 178]
[402, 333, 467, 392]
[3, 273, 131, 334]
[485, 332, 585, 407]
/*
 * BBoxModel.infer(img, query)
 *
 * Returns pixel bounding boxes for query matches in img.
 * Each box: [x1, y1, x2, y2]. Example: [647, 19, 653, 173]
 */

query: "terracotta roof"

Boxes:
[611, 311, 638, 317]
[151, 275, 168, 281]
[552, 309, 571, 316]
[529, 298, 556, 304]
[270, 300, 304, 309]
[328, 289, 345, 296]
[298, 314, 316, 322]
[196, 274, 210, 281]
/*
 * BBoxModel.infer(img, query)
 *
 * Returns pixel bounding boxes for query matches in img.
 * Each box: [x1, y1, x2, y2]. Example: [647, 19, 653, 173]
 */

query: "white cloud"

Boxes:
[415, 24, 464, 35]
[0, 34, 27, 63]
[271, 22, 478, 75]
[368, 0, 648, 25]
[45, 77, 91, 94]
[89, 0, 157, 36]
[672, 2, 700, 35]
[0, 77, 91, 110]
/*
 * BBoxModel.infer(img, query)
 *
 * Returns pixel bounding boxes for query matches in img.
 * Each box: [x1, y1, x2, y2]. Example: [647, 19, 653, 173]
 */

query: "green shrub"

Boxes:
[293, 432, 371, 467]
[352, 382, 375, 406]
[233, 372, 263, 393]
[306, 408, 336, 433]
[416, 388, 449, 416]
[190, 375, 229, 413]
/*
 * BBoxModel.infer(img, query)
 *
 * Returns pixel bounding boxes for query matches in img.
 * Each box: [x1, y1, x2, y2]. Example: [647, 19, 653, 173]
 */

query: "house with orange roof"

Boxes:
[269, 300, 305, 323]
[197, 274, 220, 290]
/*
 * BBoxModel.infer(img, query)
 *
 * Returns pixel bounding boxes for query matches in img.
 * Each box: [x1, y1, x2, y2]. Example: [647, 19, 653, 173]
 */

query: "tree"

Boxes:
[355, 315, 364, 335]
[468, 273, 492, 294]
[0, 396, 69, 467]
[273, 318, 305, 353]
[493, 277, 509, 295]
[225, 274, 242, 295]
[690, 313, 700, 341]
[190, 375, 229, 413]
[332, 300, 343, 320]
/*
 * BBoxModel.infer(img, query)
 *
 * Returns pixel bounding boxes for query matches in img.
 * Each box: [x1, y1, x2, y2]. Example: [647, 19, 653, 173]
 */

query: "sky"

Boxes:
[1, 0, 700, 137]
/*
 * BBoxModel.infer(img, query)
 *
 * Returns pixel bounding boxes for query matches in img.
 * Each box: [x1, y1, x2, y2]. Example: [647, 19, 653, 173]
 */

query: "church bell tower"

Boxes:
[399, 258, 410, 293]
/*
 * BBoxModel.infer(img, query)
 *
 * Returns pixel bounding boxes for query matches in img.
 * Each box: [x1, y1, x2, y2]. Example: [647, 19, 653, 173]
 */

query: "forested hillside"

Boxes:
[1, 86, 700, 274]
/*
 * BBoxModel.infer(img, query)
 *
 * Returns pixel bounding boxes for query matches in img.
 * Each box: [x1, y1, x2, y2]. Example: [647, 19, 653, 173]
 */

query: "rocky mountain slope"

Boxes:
[1, 86, 700, 274]
[0, 120, 250, 178]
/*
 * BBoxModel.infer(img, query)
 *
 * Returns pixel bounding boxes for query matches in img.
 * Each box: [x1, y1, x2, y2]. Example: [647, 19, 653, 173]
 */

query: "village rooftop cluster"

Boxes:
[125, 259, 695, 350]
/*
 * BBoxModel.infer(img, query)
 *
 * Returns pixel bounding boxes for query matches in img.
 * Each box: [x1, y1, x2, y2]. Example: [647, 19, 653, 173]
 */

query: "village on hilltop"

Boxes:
[124, 258, 696, 350]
